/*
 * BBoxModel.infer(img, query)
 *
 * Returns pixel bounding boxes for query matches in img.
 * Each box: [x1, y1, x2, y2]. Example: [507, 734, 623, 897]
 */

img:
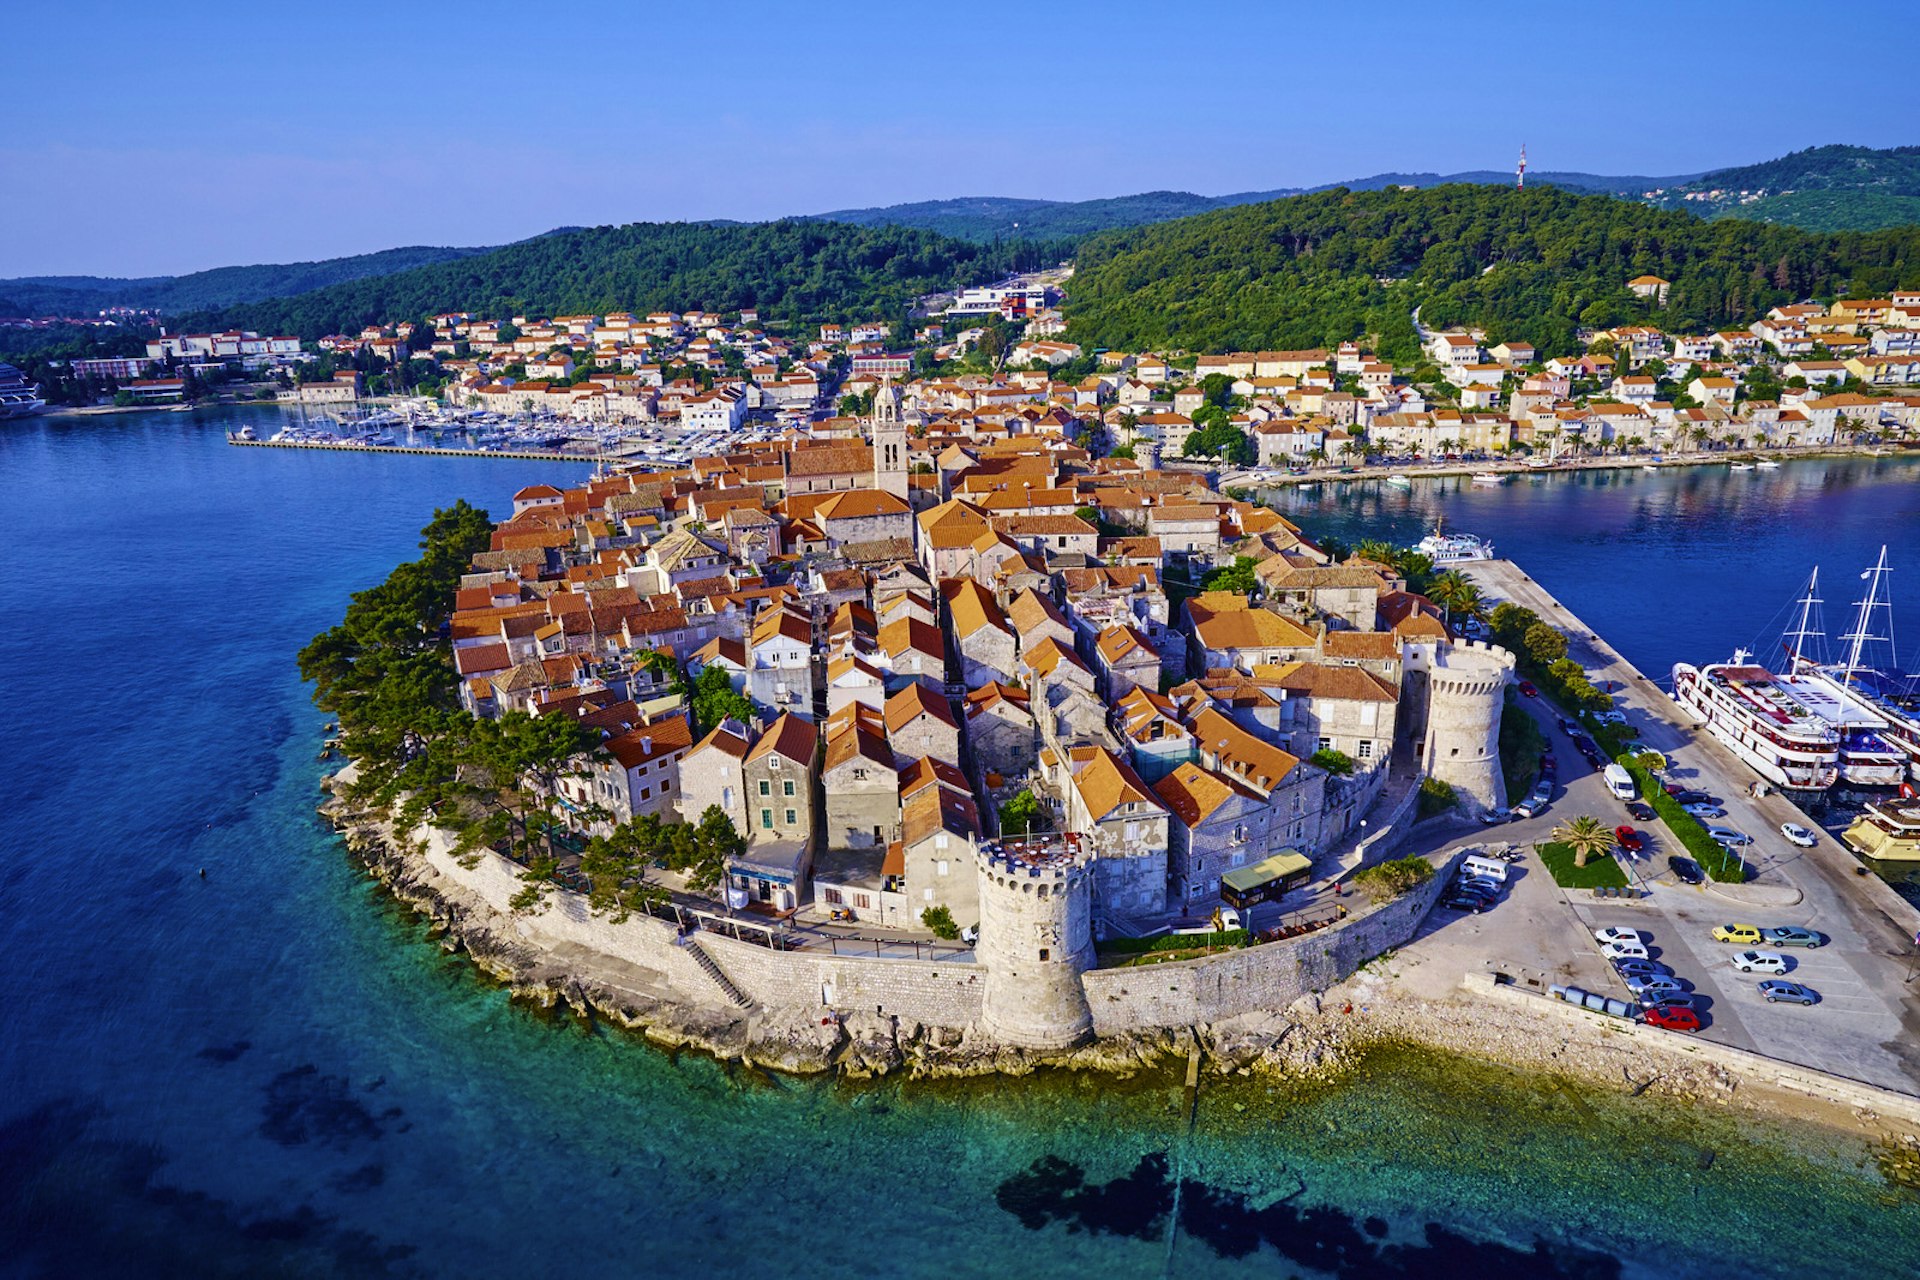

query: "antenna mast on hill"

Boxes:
[1517, 143, 1527, 190]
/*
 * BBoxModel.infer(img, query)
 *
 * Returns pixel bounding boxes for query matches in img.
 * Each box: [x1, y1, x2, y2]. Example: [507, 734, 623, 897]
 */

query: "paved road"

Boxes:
[1390, 560, 1920, 1095]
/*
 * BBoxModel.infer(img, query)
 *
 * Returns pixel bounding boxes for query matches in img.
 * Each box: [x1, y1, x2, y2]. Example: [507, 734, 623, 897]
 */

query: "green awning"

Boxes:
[1222, 849, 1311, 893]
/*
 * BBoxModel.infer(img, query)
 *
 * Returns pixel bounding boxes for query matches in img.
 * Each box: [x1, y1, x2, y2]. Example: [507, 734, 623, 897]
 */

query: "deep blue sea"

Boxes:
[3, 408, 1918, 1280]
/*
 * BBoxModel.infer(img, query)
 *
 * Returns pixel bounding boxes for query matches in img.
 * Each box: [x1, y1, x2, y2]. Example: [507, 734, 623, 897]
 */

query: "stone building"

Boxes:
[1057, 747, 1169, 920]
[677, 720, 752, 830]
[884, 680, 961, 766]
[943, 577, 1018, 687]
[963, 681, 1035, 781]
[821, 713, 900, 851]
[1153, 760, 1278, 909]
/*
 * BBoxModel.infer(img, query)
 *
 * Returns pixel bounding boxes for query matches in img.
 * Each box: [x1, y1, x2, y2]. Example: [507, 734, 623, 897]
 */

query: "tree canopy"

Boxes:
[1065, 184, 1920, 360]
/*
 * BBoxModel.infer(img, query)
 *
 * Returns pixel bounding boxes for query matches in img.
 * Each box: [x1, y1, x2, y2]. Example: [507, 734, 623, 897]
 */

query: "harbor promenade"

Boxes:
[1391, 558, 1920, 1095]
[226, 437, 599, 462]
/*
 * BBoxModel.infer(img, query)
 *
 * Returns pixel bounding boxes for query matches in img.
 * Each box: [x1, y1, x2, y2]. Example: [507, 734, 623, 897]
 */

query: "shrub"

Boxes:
[921, 905, 960, 940]
[1102, 929, 1247, 954]
[1309, 747, 1356, 776]
[1417, 776, 1458, 818]
[1353, 854, 1434, 899]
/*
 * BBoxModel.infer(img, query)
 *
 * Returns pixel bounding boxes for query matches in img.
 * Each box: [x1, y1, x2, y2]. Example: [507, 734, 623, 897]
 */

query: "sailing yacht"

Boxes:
[1790, 547, 1920, 784]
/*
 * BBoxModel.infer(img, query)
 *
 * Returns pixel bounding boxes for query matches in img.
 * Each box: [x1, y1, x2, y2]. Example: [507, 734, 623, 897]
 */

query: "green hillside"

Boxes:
[1649, 145, 1920, 230]
[0, 244, 497, 317]
[187, 220, 1068, 338]
[1063, 184, 1920, 361]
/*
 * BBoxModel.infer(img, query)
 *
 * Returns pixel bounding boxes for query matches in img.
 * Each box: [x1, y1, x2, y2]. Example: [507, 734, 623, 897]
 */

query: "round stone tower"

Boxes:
[974, 842, 1096, 1050]
[1420, 639, 1515, 813]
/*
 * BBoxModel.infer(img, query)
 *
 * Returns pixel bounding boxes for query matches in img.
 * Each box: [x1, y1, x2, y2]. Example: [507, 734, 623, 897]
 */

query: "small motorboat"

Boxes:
[1471, 472, 1504, 485]
[1386, 474, 1412, 488]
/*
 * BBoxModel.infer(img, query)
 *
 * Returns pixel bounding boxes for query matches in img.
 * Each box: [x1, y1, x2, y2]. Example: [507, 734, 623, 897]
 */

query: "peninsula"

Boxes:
[307, 347, 1920, 1164]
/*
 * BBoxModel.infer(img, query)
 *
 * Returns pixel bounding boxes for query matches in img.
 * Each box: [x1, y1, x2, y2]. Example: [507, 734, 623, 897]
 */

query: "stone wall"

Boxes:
[420, 832, 982, 1028]
[1081, 851, 1460, 1036]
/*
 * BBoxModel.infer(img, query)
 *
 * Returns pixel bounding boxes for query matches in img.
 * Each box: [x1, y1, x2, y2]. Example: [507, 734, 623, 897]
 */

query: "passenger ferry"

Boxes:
[1415, 521, 1494, 564]
[1670, 654, 1841, 793]
[1676, 549, 1919, 794]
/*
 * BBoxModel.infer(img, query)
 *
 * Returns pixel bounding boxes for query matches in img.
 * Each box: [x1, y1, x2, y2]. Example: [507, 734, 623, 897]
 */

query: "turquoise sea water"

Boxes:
[3, 408, 1918, 1279]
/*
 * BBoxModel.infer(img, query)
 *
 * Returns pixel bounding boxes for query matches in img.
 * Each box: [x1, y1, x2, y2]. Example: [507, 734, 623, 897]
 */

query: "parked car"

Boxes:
[1780, 823, 1819, 848]
[1641, 992, 1700, 1012]
[1667, 856, 1705, 885]
[1760, 926, 1825, 949]
[1672, 789, 1721, 806]
[1706, 826, 1752, 847]
[1540, 753, 1557, 772]
[1642, 1004, 1702, 1032]
[1712, 924, 1764, 945]
[1518, 680, 1538, 698]
[1594, 710, 1627, 726]
[1684, 802, 1728, 820]
[1559, 717, 1580, 735]
[1614, 825, 1645, 853]
[1625, 973, 1686, 999]
[1613, 957, 1671, 979]
[1758, 980, 1818, 1005]
[1626, 801, 1656, 823]
[1512, 796, 1546, 820]
[1440, 893, 1489, 914]
[1730, 949, 1789, 974]
[1600, 939, 1651, 961]
[1457, 876, 1503, 898]
[1594, 926, 1643, 945]
[1479, 807, 1513, 825]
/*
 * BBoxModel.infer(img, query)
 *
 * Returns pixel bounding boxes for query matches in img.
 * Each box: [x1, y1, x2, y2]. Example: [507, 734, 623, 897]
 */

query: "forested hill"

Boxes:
[184, 221, 1068, 338]
[0, 244, 497, 317]
[1063, 184, 1920, 361]
[1650, 145, 1920, 231]
[810, 170, 1695, 242]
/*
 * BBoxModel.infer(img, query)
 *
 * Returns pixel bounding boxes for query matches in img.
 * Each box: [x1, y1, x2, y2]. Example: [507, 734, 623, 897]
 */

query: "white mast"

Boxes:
[1840, 545, 1894, 684]
[1783, 567, 1823, 672]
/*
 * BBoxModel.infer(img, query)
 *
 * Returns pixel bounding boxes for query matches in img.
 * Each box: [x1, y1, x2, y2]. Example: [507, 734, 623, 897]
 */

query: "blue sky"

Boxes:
[4, 0, 1915, 277]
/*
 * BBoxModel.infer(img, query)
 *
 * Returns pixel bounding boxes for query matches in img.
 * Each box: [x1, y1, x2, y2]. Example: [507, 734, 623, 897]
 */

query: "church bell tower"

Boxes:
[871, 380, 908, 500]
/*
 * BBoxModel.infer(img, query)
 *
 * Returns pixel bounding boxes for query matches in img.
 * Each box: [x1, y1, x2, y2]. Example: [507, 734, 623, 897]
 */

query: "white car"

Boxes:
[1729, 949, 1789, 974]
[1600, 939, 1651, 961]
[1780, 823, 1819, 848]
[1593, 926, 1643, 946]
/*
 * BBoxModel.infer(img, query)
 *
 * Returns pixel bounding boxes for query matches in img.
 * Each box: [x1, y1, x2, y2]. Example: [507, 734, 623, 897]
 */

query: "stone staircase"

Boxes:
[679, 935, 755, 1009]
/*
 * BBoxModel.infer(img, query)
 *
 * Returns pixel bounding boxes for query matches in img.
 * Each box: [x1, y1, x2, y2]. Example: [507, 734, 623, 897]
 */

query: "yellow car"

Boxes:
[1711, 924, 1764, 945]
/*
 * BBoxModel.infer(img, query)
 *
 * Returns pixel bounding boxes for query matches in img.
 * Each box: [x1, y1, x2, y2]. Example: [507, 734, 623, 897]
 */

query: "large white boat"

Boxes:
[0, 362, 48, 418]
[1671, 654, 1841, 792]
[1416, 522, 1494, 564]
[1676, 550, 1920, 793]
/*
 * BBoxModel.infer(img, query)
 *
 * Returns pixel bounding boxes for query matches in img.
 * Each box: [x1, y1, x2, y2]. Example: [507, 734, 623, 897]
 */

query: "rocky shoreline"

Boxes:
[321, 786, 1920, 1152]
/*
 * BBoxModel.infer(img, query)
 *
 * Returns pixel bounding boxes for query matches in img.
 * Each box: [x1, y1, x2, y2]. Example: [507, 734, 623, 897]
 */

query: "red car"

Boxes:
[1642, 1005, 1701, 1032]
[1518, 680, 1538, 698]
[1614, 825, 1644, 852]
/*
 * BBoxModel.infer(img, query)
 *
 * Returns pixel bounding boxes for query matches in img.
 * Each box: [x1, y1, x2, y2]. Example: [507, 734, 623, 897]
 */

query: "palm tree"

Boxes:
[1355, 539, 1399, 567]
[1552, 814, 1616, 869]
[1428, 570, 1481, 627]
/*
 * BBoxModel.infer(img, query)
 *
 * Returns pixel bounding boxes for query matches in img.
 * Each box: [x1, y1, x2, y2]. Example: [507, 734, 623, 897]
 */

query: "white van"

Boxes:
[1603, 763, 1637, 801]
[1461, 854, 1510, 883]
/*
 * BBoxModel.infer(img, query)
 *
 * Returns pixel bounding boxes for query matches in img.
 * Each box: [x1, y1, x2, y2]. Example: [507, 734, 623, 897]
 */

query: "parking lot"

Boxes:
[1385, 561, 1920, 1096]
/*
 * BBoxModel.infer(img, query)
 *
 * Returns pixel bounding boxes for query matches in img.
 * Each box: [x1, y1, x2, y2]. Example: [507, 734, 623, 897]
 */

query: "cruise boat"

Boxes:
[0, 362, 48, 418]
[1415, 521, 1494, 564]
[1671, 653, 1841, 793]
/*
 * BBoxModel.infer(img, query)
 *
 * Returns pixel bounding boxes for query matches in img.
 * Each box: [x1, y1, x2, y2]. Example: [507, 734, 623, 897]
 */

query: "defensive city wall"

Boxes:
[403, 825, 1462, 1046]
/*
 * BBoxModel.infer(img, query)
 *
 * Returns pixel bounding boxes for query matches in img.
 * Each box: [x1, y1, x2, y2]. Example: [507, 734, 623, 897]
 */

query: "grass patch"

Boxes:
[1099, 930, 1246, 966]
[1536, 841, 1629, 889]
[1615, 754, 1748, 883]
[1101, 929, 1247, 955]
